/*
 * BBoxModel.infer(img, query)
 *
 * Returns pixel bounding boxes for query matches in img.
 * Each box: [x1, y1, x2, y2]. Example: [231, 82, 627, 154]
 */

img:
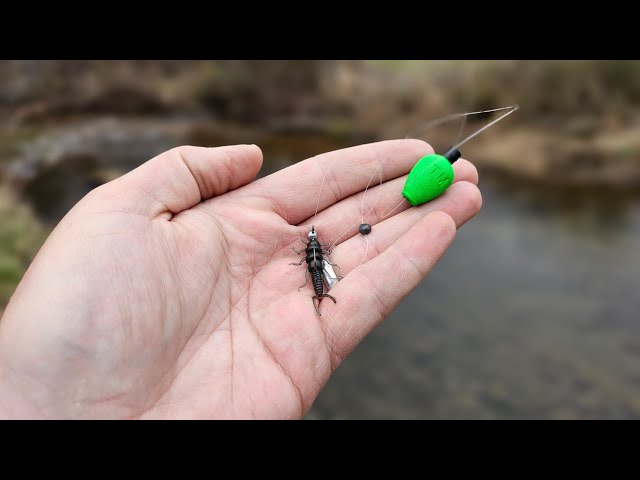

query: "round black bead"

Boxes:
[359, 223, 372, 235]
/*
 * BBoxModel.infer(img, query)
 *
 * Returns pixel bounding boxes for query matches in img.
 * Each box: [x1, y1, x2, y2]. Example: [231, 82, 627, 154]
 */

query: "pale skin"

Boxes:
[0, 140, 481, 419]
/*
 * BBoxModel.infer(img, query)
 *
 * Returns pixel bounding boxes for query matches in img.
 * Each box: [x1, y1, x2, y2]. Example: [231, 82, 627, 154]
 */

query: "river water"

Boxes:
[309, 173, 640, 419]
[12, 125, 640, 419]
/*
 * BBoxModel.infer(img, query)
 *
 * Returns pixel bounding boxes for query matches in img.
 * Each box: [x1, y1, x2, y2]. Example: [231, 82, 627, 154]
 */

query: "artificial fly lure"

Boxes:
[290, 104, 519, 315]
[289, 226, 341, 316]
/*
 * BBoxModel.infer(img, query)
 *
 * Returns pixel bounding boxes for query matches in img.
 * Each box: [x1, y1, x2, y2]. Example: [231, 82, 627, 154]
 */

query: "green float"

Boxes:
[402, 153, 455, 206]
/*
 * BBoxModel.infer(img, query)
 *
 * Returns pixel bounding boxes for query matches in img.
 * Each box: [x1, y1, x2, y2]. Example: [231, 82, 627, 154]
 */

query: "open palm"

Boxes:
[0, 141, 481, 419]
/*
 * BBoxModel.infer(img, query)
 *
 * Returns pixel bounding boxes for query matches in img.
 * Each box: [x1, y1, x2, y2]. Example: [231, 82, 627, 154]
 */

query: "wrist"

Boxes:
[0, 368, 40, 419]
[0, 379, 25, 419]
[0, 334, 44, 419]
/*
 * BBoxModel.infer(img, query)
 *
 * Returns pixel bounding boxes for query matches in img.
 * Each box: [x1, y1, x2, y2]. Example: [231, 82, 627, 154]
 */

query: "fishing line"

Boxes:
[312, 154, 343, 227]
[322, 105, 519, 254]
[454, 111, 468, 147]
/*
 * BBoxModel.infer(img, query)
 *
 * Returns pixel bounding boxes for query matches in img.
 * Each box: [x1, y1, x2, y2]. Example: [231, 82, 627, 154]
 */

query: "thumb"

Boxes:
[107, 144, 263, 217]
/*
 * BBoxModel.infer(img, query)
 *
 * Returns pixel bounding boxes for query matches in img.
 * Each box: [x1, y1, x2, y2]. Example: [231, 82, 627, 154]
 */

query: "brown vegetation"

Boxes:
[1, 60, 639, 310]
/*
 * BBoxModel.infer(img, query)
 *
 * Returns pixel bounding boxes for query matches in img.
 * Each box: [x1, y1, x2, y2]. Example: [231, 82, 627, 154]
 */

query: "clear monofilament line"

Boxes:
[366, 105, 520, 223]
[312, 154, 343, 227]
[376, 106, 518, 220]
[323, 114, 468, 248]
[321, 105, 519, 252]
[380, 196, 407, 219]
[451, 104, 519, 150]
[354, 234, 370, 270]
[360, 152, 384, 224]
[454, 112, 467, 147]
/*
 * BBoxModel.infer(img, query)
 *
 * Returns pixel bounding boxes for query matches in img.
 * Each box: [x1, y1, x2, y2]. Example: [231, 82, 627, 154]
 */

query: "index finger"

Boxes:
[253, 139, 433, 225]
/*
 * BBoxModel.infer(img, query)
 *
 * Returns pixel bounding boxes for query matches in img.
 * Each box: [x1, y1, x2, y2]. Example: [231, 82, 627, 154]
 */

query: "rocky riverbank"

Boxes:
[2, 60, 640, 312]
[2, 60, 640, 189]
[471, 125, 640, 187]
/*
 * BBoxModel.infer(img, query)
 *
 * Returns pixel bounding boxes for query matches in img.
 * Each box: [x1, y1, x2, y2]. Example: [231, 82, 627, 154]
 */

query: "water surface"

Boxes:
[309, 174, 640, 419]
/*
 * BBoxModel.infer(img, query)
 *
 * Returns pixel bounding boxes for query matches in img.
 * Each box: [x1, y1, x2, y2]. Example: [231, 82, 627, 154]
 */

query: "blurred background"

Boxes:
[1, 60, 639, 419]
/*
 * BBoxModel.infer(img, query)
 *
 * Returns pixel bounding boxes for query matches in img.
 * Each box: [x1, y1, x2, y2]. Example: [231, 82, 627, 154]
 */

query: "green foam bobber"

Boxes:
[401, 148, 460, 206]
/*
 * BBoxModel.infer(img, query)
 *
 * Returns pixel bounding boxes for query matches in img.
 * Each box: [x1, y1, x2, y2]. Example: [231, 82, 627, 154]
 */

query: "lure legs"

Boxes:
[298, 270, 309, 291]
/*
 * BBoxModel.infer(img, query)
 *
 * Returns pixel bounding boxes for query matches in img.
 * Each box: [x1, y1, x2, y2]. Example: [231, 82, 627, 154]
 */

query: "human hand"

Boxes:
[0, 140, 481, 419]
